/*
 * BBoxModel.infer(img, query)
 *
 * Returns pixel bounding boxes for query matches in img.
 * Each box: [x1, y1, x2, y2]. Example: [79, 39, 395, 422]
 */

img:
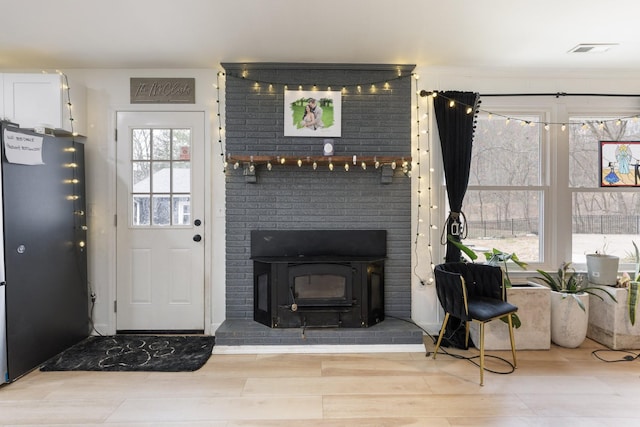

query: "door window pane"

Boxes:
[172, 196, 191, 225]
[172, 162, 191, 193]
[132, 129, 150, 160]
[152, 194, 171, 226]
[132, 161, 150, 193]
[130, 128, 192, 227]
[133, 195, 150, 226]
[152, 161, 171, 193]
[152, 129, 171, 160]
[172, 129, 191, 160]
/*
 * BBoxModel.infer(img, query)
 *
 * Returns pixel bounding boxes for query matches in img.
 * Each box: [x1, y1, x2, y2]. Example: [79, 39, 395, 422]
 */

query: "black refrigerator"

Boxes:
[0, 121, 89, 383]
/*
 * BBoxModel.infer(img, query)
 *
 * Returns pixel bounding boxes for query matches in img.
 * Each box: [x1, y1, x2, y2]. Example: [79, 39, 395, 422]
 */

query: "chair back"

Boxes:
[434, 262, 505, 320]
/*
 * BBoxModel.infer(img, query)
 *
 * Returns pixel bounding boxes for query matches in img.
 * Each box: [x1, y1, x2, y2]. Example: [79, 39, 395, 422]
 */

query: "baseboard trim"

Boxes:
[212, 343, 426, 354]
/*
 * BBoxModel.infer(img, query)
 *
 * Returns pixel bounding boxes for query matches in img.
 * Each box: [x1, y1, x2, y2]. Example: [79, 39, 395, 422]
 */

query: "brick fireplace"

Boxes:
[215, 63, 422, 346]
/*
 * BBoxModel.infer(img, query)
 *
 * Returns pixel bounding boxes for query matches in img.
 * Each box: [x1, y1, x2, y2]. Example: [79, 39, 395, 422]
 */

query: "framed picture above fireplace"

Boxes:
[284, 90, 342, 137]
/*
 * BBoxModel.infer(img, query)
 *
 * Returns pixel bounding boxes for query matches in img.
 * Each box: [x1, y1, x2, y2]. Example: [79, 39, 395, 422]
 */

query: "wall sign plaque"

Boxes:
[130, 78, 195, 104]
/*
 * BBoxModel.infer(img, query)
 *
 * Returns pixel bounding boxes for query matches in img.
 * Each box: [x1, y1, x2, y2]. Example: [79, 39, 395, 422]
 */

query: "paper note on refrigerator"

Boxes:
[3, 129, 44, 165]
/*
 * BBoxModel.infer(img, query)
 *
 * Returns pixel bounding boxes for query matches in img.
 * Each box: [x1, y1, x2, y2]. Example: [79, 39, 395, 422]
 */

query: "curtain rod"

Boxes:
[480, 92, 640, 98]
[419, 90, 640, 98]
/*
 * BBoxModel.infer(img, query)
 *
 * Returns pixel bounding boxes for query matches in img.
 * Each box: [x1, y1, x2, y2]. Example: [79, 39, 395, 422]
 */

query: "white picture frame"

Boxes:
[284, 90, 341, 137]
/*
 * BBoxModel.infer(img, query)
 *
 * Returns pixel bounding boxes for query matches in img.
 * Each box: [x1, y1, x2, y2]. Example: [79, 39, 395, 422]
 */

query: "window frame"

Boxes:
[565, 99, 640, 273]
[435, 96, 640, 274]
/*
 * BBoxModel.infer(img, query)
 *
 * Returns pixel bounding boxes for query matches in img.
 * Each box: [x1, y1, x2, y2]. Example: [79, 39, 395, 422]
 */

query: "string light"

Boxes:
[223, 71, 411, 93]
[216, 71, 226, 172]
[412, 74, 436, 287]
[419, 90, 640, 131]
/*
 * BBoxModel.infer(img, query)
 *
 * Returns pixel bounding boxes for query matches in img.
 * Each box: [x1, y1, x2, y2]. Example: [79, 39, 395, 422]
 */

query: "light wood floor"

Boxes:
[1, 337, 639, 426]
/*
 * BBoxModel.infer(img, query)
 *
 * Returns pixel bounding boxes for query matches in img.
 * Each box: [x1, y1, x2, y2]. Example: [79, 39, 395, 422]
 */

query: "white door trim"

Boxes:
[105, 107, 212, 335]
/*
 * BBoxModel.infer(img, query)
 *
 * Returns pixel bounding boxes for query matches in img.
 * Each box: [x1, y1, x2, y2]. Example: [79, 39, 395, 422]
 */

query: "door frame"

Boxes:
[108, 107, 213, 335]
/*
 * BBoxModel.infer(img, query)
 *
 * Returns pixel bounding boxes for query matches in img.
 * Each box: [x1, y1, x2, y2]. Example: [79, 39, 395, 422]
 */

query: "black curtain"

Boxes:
[433, 91, 480, 349]
[434, 91, 480, 262]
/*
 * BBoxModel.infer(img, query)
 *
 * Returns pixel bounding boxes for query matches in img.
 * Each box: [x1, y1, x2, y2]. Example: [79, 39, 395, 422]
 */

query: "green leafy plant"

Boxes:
[619, 241, 640, 325]
[447, 236, 528, 287]
[531, 262, 616, 312]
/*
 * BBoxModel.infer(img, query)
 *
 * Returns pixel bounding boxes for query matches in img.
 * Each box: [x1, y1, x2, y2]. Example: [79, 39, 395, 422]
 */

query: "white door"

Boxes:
[116, 111, 205, 331]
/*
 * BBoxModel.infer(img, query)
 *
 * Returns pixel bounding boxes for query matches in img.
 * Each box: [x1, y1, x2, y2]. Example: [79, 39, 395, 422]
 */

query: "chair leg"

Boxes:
[433, 313, 450, 360]
[479, 321, 485, 386]
[507, 313, 517, 368]
[465, 321, 470, 348]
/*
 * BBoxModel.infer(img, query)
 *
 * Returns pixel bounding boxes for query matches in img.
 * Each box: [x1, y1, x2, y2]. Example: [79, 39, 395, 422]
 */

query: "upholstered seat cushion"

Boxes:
[467, 297, 517, 322]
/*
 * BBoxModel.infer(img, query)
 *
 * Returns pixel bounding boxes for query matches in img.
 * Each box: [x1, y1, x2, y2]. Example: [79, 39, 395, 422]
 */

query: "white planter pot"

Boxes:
[586, 254, 619, 285]
[470, 282, 551, 350]
[588, 285, 640, 349]
[550, 291, 590, 348]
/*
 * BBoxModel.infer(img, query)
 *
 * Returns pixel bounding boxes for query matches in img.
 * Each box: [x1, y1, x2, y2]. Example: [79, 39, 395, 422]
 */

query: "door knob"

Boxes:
[193, 234, 202, 242]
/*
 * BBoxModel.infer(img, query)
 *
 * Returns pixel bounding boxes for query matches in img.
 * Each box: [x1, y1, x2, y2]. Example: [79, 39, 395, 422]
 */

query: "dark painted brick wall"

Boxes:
[223, 63, 414, 320]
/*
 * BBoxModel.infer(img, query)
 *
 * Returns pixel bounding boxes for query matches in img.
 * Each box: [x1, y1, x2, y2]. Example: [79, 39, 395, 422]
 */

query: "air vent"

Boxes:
[568, 43, 617, 54]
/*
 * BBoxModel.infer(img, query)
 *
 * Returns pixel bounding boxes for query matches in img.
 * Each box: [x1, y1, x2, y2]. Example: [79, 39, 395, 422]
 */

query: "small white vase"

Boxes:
[550, 291, 589, 348]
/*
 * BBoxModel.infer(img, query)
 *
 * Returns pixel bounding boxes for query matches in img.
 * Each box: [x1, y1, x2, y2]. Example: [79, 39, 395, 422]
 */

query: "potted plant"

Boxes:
[587, 241, 640, 349]
[586, 241, 619, 285]
[447, 237, 552, 350]
[532, 262, 616, 348]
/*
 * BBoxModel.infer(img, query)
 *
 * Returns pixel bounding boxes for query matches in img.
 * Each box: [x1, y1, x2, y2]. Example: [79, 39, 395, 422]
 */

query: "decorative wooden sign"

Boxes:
[130, 78, 195, 104]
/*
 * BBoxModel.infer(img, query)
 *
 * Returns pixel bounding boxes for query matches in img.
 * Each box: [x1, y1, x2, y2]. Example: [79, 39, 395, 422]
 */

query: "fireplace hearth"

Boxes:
[251, 230, 386, 329]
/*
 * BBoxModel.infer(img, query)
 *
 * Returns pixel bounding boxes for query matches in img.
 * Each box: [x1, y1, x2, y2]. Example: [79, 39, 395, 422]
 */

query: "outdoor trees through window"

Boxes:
[459, 112, 543, 263]
[569, 117, 640, 264]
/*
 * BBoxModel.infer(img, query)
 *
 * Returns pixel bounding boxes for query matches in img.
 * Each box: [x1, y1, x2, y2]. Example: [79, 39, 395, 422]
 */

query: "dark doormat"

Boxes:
[40, 335, 215, 372]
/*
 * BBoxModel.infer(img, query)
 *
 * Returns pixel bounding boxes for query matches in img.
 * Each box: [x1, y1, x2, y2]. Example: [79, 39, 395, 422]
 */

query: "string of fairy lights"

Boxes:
[419, 89, 640, 131]
[213, 69, 640, 290]
[57, 71, 87, 254]
[215, 71, 226, 172]
[412, 74, 436, 287]
[214, 70, 414, 173]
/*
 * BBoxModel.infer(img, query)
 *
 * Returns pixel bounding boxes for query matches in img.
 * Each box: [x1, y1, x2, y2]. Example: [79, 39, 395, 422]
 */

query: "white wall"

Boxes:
[12, 66, 640, 336]
[63, 69, 226, 335]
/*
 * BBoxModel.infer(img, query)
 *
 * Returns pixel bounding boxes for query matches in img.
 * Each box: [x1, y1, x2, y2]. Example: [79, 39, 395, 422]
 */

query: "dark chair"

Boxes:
[432, 262, 518, 385]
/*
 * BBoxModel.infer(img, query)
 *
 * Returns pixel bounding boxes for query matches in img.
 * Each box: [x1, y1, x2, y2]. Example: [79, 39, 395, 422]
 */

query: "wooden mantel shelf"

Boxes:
[226, 155, 412, 184]
[227, 154, 411, 166]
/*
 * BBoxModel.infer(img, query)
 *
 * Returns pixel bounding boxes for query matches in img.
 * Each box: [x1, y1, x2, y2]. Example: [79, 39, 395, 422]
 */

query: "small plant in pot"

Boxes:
[531, 262, 616, 348]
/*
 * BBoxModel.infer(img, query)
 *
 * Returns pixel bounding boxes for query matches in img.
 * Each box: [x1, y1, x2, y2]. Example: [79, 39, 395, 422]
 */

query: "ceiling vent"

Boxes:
[568, 43, 617, 54]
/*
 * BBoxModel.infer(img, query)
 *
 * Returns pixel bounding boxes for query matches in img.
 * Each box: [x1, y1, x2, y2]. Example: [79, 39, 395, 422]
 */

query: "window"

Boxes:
[569, 116, 640, 265]
[458, 111, 545, 264]
[131, 128, 192, 227]
[438, 96, 640, 271]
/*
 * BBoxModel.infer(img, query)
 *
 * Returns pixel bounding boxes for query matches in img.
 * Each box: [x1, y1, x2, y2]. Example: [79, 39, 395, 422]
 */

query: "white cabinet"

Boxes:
[2, 73, 85, 135]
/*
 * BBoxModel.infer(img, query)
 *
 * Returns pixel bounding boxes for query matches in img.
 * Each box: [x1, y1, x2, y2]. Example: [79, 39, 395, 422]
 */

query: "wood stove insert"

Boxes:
[251, 230, 386, 328]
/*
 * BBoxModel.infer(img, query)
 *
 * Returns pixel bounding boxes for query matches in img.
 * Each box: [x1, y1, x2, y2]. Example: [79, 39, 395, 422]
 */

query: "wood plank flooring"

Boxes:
[1, 337, 639, 426]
